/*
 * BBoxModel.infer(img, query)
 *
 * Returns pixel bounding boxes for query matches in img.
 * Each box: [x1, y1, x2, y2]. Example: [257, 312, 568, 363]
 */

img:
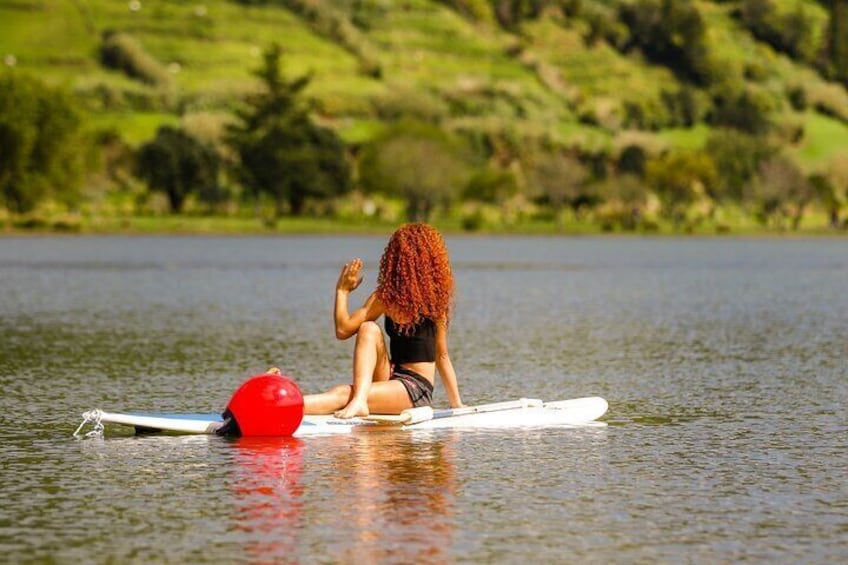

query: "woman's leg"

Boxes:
[303, 383, 352, 415]
[303, 321, 390, 416]
[334, 321, 388, 418]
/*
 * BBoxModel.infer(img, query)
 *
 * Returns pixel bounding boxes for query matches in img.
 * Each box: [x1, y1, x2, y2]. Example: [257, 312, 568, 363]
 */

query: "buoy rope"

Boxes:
[73, 409, 104, 439]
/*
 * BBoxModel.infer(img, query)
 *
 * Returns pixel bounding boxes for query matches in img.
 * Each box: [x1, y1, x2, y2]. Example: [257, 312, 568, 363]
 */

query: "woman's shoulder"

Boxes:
[364, 291, 385, 319]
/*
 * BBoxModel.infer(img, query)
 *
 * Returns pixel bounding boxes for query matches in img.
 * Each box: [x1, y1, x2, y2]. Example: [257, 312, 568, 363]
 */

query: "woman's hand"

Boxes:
[336, 258, 364, 294]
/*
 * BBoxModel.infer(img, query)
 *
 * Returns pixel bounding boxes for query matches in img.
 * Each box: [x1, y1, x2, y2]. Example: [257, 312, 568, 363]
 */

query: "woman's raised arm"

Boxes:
[333, 259, 383, 340]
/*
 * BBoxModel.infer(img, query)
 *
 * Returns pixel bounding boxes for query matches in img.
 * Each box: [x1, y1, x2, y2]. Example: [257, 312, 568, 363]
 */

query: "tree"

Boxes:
[746, 155, 815, 229]
[464, 166, 520, 204]
[813, 151, 848, 227]
[618, 144, 648, 177]
[359, 121, 469, 222]
[737, 0, 819, 65]
[822, 0, 848, 85]
[709, 83, 773, 135]
[0, 72, 86, 213]
[705, 128, 775, 202]
[618, 0, 714, 85]
[527, 151, 590, 227]
[137, 126, 220, 213]
[646, 150, 717, 225]
[597, 173, 652, 230]
[492, 0, 549, 29]
[226, 44, 350, 217]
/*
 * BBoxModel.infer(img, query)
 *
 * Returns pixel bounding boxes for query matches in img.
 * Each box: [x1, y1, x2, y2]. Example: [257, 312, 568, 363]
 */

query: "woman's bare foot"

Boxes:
[266, 366, 281, 375]
[334, 398, 369, 419]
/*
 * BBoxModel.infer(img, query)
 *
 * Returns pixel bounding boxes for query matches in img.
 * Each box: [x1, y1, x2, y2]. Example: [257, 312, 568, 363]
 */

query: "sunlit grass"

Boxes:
[794, 111, 848, 169]
[656, 124, 712, 150]
[90, 111, 181, 146]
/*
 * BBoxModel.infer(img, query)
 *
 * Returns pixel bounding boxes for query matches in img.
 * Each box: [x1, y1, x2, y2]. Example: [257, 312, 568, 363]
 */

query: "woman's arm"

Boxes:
[334, 259, 383, 340]
[435, 318, 463, 408]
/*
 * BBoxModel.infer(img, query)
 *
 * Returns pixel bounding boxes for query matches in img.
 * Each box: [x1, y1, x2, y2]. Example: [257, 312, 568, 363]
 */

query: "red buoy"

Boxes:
[224, 373, 304, 437]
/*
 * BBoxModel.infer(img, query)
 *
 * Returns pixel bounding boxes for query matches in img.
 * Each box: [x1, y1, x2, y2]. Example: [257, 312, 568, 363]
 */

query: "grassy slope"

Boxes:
[1, 0, 848, 165]
[697, 0, 848, 169]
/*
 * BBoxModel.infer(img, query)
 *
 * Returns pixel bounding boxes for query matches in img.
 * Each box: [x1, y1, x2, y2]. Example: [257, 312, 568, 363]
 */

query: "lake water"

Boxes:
[0, 235, 846, 564]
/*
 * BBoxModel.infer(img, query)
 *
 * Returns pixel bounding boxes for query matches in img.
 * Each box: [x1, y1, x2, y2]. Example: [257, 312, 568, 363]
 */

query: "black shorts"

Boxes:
[389, 365, 434, 408]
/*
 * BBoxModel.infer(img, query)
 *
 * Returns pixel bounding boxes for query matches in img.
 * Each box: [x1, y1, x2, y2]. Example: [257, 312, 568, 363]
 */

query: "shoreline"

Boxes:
[1, 213, 846, 238]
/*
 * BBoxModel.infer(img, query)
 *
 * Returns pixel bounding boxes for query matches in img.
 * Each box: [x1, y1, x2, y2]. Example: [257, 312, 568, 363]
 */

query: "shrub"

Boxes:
[645, 149, 718, 223]
[463, 166, 520, 203]
[0, 72, 87, 213]
[618, 0, 714, 86]
[525, 150, 592, 226]
[816, 151, 848, 227]
[705, 128, 775, 202]
[492, 0, 550, 29]
[820, 0, 848, 85]
[372, 87, 449, 124]
[577, 97, 623, 131]
[436, 0, 495, 22]
[745, 155, 815, 229]
[787, 85, 808, 111]
[582, 3, 629, 49]
[621, 96, 673, 130]
[708, 82, 774, 134]
[278, 0, 382, 78]
[595, 174, 652, 231]
[100, 31, 170, 86]
[735, 0, 821, 65]
[805, 81, 848, 123]
[661, 86, 707, 128]
[618, 144, 647, 176]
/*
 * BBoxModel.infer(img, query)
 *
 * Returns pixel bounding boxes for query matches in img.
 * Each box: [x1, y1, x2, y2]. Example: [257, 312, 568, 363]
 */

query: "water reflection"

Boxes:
[227, 431, 458, 564]
[327, 430, 457, 564]
[229, 437, 306, 564]
[337, 432, 456, 563]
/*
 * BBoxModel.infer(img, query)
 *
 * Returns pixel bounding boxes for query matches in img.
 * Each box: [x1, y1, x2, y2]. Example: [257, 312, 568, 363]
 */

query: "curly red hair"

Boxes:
[377, 223, 454, 332]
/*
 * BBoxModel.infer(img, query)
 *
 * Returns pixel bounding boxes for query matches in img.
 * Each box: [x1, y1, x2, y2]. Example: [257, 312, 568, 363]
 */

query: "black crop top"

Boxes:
[385, 316, 436, 364]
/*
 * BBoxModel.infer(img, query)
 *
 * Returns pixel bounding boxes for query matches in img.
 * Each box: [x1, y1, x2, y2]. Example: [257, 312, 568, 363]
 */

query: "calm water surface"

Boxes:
[0, 235, 846, 564]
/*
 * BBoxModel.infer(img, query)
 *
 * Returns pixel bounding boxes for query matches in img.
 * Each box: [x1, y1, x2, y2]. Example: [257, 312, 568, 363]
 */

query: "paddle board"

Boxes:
[74, 397, 608, 438]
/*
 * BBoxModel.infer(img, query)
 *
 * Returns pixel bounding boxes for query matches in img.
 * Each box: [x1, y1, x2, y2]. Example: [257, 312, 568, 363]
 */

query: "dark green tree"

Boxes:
[0, 72, 86, 213]
[618, 144, 648, 177]
[737, 0, 819, 64]
[705, 129, 775, 202]
[226, 44, 350, 217]
[137, 126, 220, 213]
[823, 0, 848, 85]
[709, 83, 773, 135]
[618, 0, 714, 85]
[492, 0, 549, 29]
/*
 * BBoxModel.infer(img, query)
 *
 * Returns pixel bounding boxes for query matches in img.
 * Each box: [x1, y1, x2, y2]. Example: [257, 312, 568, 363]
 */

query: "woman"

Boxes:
[303, 223, 463, 419]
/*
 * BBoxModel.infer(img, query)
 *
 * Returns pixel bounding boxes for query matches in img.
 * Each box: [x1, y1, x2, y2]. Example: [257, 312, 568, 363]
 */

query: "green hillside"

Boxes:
[2, 0, 848, 233]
